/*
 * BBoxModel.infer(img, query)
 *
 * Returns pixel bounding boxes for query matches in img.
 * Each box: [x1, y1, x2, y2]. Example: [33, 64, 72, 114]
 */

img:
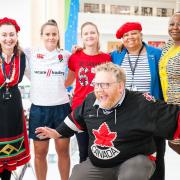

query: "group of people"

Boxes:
[0, 11, 180, 180]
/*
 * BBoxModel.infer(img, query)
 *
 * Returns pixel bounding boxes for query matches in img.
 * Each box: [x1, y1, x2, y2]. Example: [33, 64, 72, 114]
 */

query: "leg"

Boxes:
[0, 170, 11, 180]
[70, 158, 116, 180]
[150, 137, 165, 180]
[55, 138, 70, 180]
[117, 155, 156, 180]
[76, 132, 89, 162]
[33, 140, 49, 180]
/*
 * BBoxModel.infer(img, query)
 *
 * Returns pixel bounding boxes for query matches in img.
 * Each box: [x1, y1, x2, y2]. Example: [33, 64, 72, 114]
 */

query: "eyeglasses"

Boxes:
[92, 82, 118, 89]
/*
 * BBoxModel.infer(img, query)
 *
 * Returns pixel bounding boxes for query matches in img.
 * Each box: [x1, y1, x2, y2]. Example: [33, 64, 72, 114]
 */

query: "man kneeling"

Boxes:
[36, 62, 180, 180]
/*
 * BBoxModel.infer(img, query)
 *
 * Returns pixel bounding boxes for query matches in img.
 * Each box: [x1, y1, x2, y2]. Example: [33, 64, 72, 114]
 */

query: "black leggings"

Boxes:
[76, 132, 89, 163]
[0, 170, 11, 180]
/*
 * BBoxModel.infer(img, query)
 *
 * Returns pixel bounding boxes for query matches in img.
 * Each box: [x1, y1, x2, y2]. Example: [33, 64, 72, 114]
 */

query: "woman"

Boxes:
[0, 17, 30, 180]
[65, 22, 111, 162]
[111, 22, 164, 180]
[159, 12, 180, 153]
[25, 20, 71, 180]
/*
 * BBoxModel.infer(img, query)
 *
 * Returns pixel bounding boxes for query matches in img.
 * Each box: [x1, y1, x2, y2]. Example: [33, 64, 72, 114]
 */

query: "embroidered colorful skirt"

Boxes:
[0, 87, 30, 172]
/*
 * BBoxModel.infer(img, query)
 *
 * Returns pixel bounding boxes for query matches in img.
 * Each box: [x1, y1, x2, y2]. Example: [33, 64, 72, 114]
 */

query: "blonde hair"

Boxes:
[80, 21, 100, 50]
[40, 19, 60, 49]
[95, 62, 126, 83]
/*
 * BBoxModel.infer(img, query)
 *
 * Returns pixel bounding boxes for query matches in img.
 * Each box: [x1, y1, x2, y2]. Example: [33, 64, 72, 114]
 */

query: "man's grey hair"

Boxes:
[95, 62, 126, 83]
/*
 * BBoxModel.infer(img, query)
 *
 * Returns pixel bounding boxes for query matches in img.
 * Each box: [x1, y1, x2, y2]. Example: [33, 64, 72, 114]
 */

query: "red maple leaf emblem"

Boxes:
[92, 122, 117, 147]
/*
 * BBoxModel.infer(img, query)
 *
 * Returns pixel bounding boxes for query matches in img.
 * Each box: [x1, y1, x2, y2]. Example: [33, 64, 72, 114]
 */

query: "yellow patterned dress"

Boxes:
[159, 40, 180, 105]
[159, 40, 180, 151]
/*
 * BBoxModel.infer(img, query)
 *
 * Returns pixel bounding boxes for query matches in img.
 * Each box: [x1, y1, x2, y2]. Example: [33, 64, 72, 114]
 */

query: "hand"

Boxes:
[35, 127, 61, 139]
[71, 45, 83, 53]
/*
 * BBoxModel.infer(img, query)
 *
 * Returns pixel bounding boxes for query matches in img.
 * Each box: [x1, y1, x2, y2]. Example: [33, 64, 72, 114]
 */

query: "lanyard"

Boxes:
[126, 44, 144, 79]
[0, 53, 15, 84]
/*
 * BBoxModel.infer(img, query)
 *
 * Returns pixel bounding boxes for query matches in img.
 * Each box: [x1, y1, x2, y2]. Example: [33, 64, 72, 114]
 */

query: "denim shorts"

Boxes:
[29, 103, 71, 140]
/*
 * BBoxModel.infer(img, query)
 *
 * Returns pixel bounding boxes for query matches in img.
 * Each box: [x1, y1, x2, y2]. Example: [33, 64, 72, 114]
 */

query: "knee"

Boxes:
[34, 149, 48, 160]
[57, 149, 70, 159]
[118, 155, 155, 180]
[69, 164, 87, 180]
[56, 146, 70, 158]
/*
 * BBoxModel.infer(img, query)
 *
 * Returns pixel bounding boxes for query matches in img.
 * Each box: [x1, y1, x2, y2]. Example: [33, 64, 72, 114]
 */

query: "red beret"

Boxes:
[116, 22, 142, 39]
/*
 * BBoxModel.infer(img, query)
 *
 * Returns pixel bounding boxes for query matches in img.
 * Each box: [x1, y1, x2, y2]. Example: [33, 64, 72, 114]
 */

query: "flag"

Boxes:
[65, 0, 79, 51]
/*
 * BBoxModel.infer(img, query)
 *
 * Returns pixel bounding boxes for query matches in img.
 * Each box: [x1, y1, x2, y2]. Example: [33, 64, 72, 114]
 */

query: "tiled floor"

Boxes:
[11, 139, 180, 180]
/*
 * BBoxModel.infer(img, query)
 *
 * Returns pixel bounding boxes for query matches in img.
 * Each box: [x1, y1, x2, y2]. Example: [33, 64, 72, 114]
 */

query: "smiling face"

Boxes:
[41, 25, 59, 51]
[122, 30, 142, 51]
[168, 13, 180, 43]
[81, 24, 99, 49]
[0, 24, 18, 53]
[94, 71, 124, 109]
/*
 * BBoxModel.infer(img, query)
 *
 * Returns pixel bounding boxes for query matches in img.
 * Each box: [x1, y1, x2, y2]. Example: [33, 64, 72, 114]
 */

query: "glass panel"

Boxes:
[110, 5, 130, 15]
[101, 4, 105, 13]
[84, 3, 100, 13]
[141, 7, 153, 16]
[157, 8, 174, 17]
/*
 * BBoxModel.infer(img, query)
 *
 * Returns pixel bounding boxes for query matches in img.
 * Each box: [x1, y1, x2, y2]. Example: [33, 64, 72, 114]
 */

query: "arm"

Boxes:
[65, 69, 75, 87]
[24, 57, 31, 80]
[35, 101, 88, 140]
[23, 48, 32, 80]
[35, 115, 80, 140]
[142, 93, 180, 139]
[138, 92, 180, 139]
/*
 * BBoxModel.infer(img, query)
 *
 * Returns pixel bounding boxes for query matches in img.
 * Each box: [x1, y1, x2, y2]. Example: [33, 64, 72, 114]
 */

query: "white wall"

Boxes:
[78, 12, 170, 51]
[0, 0, 65, 48]
[0, 0, 31, 47]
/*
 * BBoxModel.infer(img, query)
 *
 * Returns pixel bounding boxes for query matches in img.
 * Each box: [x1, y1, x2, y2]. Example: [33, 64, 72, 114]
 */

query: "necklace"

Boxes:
[0, 53, 15, 88]
[126, 44, 144, 91]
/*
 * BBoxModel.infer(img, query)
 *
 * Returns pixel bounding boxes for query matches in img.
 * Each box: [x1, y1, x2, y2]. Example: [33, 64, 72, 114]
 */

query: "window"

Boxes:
[101, 4, 105, 13]
[134, 6, 139, 15]
[110, 5, 130, 15]
[157, 8, 174, 17]
[141, 7, 153, 16]
[84, 3, 100, 13]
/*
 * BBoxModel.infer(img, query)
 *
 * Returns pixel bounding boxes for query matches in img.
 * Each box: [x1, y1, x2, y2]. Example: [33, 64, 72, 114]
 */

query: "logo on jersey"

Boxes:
[37, 54, 44, 59]
[34, 69, 64, 77]
[143, 92, 156, 102]
[91, 122, 120, 160]
[46, 69, 52, 77]
[58, 54, 63, 62]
